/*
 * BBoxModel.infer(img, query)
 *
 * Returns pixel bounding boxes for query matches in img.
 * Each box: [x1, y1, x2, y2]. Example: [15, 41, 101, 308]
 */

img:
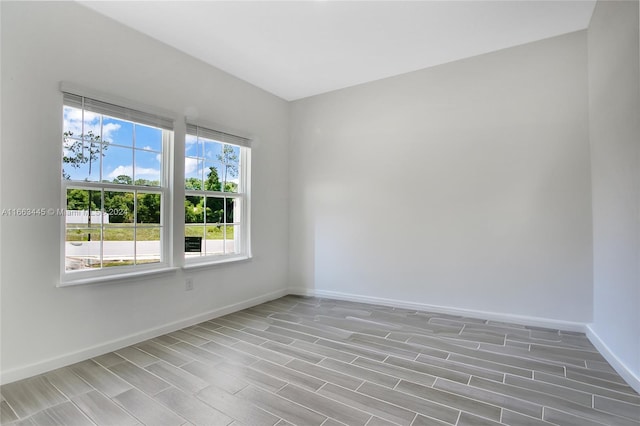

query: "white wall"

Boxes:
[289, 31, 593, 324]
[0, 2, 289, 383]
[587, 0, 640, 389]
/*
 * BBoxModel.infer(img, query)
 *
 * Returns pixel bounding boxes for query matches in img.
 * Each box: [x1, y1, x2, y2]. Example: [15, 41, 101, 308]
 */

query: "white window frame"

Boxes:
[59, 83, 177, 286]
[183, 123, 252, 267]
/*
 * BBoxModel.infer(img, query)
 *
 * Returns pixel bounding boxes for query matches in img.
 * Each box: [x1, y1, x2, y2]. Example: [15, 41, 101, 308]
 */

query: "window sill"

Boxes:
[183, 255, 251, 270]
[58, 266, 180, 287]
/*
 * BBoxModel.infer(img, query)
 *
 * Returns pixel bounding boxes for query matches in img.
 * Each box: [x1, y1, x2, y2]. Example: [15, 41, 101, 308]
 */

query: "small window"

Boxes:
[184, 124, 251, 263]
[62, 92, 173, 279]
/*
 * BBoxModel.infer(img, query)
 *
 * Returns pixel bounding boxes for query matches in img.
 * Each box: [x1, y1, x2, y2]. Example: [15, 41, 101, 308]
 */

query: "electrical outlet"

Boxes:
[185, 278, 194, 291]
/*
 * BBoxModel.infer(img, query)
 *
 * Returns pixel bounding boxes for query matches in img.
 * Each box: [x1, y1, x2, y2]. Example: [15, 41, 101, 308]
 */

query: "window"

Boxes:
[61, 91, 173, 280]
[184, 124, 251, 263]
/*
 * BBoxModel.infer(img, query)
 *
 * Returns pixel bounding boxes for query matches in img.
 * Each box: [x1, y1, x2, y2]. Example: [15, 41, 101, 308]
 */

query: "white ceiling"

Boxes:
[80, 1, 596, 101]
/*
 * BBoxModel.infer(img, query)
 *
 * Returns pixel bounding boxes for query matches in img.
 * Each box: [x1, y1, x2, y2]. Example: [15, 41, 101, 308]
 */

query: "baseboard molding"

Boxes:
[288, 287, 588, 333]
[586, 325, 640, 394]
[0, 288, 288, 385]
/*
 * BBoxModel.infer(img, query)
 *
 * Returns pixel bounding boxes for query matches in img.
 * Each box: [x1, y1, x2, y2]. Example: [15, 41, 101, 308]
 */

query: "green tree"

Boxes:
[204, 166, 221, 191]
[67, 189, 91, 210]
[104, 191, 134, 223]
[136, 193, 161, 223]
[113, 175, 132, 185]
[62, 130, 107, 180]
[185, 177, 202, 190]
[224, 181, 238, 193]
[206, 197, 224, 224]
[185, 199, 203, 223]
[217, 145, 239, 189]
[63, 130, 108, 240]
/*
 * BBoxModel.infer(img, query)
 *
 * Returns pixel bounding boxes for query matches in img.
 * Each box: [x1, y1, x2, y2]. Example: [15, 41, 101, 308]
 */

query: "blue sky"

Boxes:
[63, 106, 240, 187]
[185, 134, 241, 188]
[63, 106, 162, 183]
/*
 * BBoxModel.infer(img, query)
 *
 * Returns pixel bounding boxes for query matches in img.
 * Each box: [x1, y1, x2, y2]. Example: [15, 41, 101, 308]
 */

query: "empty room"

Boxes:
[1, 1, 639, 425]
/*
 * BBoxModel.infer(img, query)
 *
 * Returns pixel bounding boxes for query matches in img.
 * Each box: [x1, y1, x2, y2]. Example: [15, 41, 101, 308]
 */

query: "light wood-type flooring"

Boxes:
[1, 295, 639, 425]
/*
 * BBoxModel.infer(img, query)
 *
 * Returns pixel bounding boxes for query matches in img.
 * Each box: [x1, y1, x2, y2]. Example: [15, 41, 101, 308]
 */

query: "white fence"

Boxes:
[66, 210, 110, 224]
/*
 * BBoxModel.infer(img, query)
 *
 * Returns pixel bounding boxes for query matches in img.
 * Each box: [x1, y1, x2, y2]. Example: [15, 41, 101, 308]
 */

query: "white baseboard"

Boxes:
[288, 287, 587, 333]
[0, 288, 288, 385]
[586, 325, 640, 394]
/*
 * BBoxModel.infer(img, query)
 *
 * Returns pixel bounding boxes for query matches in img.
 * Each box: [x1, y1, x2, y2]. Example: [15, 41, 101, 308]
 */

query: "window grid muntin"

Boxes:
[64, 184, 165, 270]
[184, 191, 244, 257]
[62, 96, 170, 277]
[184, 127, 247, 261]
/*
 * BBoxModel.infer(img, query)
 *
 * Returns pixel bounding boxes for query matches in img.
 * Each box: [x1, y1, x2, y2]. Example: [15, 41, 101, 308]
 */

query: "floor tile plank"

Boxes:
[145, 361, 210, 394]
[357, 381, 461, 424]
[316, 383, 416, 426]
[236, 385, 326, 426]
[196, 385, 279, 426]
[109, 361, 171, 396]
[44, 367, 94, 398]
[154, 387, 234, 426]
[115, 346, 161, 367]
[1, 375, 67, 418]
[113, 388, 186, 426]
[72, 390, 138, 426]
[277, 383, 371, 426]
[29, 401, 94, 426]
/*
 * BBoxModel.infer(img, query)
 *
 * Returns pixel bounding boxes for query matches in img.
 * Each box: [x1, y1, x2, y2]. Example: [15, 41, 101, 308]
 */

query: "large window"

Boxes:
[184, 124, 251, 262]
[61, 91, 173, 280]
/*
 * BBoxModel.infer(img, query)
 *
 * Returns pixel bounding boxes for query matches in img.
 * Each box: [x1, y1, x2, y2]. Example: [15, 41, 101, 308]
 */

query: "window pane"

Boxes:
[65, 228, 102, 271]
[185, 195, 204, 224]
[185, 157, 203, 190]
[225, 197, 239, 224]
[82, 111, 103, 137]
[204, 224, 225, 256]
[62, 106, 102, 138]
[105, 191, 134, 223]
[103, 145, 133, 183]
[103, 116, 133, 146]
[205, 196, 224, 224]
[62, 139, 104, 182]
[136, 192, 161, 224]
[66, 188, 103, 225]
[135, 123, 162, 151]
[204, 163, 223, 191]
[220, 144, 240, 193]
[65, 188, 103, 270]
[63, 106, 82, 135]
[103, 225, 134, 267]
[203, 139, 223, 162]
[185, 134, 201, 157]
[185, 225, 205, 258]
[134, 149, 161, 185]
[225, 225, 239, 254]
[137, 226, 161, 265]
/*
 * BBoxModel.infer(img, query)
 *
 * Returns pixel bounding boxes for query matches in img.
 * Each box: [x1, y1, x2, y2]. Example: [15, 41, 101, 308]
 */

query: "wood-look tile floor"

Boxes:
[2, 295, 639, 426]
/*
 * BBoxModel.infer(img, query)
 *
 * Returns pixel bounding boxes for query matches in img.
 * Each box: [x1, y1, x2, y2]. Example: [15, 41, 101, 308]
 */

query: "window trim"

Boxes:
[59, 84, 176, 285]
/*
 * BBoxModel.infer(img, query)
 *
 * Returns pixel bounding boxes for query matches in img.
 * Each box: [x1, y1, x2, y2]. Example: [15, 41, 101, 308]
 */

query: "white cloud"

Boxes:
[185, 157, 200, 175]
[107, 165, 160, 180]
[63, 106, 121, 141]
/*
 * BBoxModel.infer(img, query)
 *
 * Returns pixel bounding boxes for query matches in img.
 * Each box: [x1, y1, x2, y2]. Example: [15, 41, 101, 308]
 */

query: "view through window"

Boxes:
[184, 124, 250, 261]
[62, 93, 171, 274]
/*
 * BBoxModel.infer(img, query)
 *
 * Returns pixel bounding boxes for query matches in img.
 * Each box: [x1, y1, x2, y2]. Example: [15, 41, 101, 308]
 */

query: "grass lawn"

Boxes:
[66, 224, 234, 241]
